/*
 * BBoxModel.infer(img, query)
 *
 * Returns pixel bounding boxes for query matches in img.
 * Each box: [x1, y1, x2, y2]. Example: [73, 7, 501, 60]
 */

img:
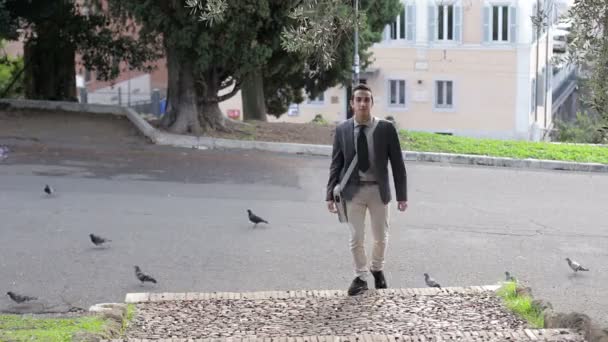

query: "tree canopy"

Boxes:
[563, 0, 608, 141]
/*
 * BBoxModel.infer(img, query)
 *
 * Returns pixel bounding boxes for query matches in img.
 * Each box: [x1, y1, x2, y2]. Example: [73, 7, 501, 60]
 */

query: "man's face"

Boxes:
[350, 90, 373, 119]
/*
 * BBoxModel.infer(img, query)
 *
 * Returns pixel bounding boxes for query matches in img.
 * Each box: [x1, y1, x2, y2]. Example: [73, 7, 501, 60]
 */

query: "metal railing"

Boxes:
[78, 88, 165, 116]
[551, 63, 577, 101]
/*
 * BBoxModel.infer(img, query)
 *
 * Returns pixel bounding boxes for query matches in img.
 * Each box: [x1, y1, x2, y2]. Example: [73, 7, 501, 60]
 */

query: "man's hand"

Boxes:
[327, 200, 338, 213]
[397, 201, 408, 212]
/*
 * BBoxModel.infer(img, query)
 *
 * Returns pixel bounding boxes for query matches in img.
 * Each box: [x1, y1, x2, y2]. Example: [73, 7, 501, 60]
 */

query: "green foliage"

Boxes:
[189, 0, 400, 72]
[0, 47, 24, 97]
[272, 0, 401, 115]
[0, 314, 107, 342]
[186, 0, 228, 26]
[280, 1, 359, 71]
[287, 0, 401, 89]
[399, 130, 608, 164]
[110, 0, 278, 101]
[497, 282, 544, 328]
[120, 304, 136, 335]
[562, 1, 608, 139]
[310, 114, 328, 125]
[0, 0, 163, 100]
[0, 0, 17, 40]
[553, 112, 608, 144]
[186, 0, 401, 116]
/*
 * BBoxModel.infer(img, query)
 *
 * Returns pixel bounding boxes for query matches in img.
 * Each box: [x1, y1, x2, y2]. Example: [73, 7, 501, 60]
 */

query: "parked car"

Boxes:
[553, 28, 569, 53]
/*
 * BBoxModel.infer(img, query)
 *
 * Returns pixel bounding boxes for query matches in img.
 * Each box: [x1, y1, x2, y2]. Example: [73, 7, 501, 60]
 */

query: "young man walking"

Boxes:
[326, 84, 408, 296]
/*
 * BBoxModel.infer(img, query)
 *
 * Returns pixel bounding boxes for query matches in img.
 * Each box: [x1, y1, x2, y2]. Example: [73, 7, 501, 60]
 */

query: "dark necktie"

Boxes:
[357, 125, 369, 172]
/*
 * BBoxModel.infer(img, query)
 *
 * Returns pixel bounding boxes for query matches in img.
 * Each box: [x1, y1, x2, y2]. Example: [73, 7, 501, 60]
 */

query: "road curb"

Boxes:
[2, 98, 608, 173]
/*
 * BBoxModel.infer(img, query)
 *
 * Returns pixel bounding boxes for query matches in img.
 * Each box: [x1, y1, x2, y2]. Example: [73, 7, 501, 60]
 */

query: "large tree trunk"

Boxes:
[160, 47, 203, 135]
[241, 68, 267, 121]
[197, 70, 226, 131]
[200, 101, 225, 130]
[161, 44, 231, 134]
[23, 31, 77, 101]
[160, 45, 180, 128]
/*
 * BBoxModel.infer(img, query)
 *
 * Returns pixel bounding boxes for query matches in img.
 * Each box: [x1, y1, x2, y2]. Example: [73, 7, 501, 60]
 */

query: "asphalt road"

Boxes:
[0, 141, 607, 326]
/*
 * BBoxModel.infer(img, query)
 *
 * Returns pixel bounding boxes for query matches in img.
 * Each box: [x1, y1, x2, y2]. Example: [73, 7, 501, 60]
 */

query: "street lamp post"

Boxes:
[346, 0, 360, 119]
[352, 0, 360, 88]
[534, 0, 541, 124]
[544, 0, 554, 129]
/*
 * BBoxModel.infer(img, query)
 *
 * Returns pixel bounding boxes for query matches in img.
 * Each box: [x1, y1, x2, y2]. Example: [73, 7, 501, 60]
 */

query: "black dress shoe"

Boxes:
[347, 277, 368, 296]
[371, 270, 387, 289]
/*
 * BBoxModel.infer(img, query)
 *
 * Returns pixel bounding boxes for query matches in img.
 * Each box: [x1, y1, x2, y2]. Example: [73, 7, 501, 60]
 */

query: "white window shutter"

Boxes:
[395, 14, 400, 39]
[428, 6, 436, 42]
[454, 6, 462, 42]
[483, 6, 491, 43]
[509, 6, 517, 43]
[383, 24, 390, 41]
[406, 5, 416, 41]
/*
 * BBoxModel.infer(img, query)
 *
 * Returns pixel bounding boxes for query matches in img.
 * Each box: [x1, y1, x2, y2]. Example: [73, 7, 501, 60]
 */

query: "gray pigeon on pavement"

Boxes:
[134, 265, 157, 285]
[247, 209, 268, 227]
[6, 291, 37, 304]
[505, 271, 517, 282]
[565, 258, 589, 272]
[89, 233, 111, 246]
[424, 273, 441, 288]
[44, 184, 53, 196]
[0, 145, 8, 160]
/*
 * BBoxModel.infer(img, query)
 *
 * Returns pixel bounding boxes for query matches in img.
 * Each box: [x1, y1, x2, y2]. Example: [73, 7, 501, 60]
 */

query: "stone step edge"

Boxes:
[125, 285, 501, 303]
[103, 329, 583, 342]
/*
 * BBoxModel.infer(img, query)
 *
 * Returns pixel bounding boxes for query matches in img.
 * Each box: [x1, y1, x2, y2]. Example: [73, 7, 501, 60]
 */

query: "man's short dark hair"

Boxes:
[352, 83, 372, 95]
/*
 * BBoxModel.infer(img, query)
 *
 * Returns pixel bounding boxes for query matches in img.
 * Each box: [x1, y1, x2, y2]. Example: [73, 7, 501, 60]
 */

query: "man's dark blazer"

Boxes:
[326, 118, 407, 205]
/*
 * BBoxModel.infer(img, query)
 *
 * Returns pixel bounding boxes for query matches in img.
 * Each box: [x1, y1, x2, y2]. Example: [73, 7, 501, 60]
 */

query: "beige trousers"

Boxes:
[345, 184, 390, 279]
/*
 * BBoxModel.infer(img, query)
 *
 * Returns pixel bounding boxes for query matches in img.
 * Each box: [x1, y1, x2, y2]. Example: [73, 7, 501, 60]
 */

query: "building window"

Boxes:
[492, 5, 509, 42]
[388, 80, 406, 107]
[435, 80, 454, 109]
[388, 5, 415, 41]
[390, 6, 408, 40]
[437, 4, 454, 41]
[390, 11, 406, 40]
[483, 5, 515, 43]
[307, 92, 324, 105]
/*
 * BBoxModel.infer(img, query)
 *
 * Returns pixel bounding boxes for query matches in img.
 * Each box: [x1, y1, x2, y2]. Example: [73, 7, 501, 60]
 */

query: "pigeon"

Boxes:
[247, 209, 268, 227]
[424, 273, 441, 288]
[44, 184, 53, 196]
[565, 258, 589, 272]
[89, 233, 111, 246]
[6, 291, 37, 304]
[134, 265, 157, 285]
[505, 271, 517, 282]
[0, 145, 8, 160]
